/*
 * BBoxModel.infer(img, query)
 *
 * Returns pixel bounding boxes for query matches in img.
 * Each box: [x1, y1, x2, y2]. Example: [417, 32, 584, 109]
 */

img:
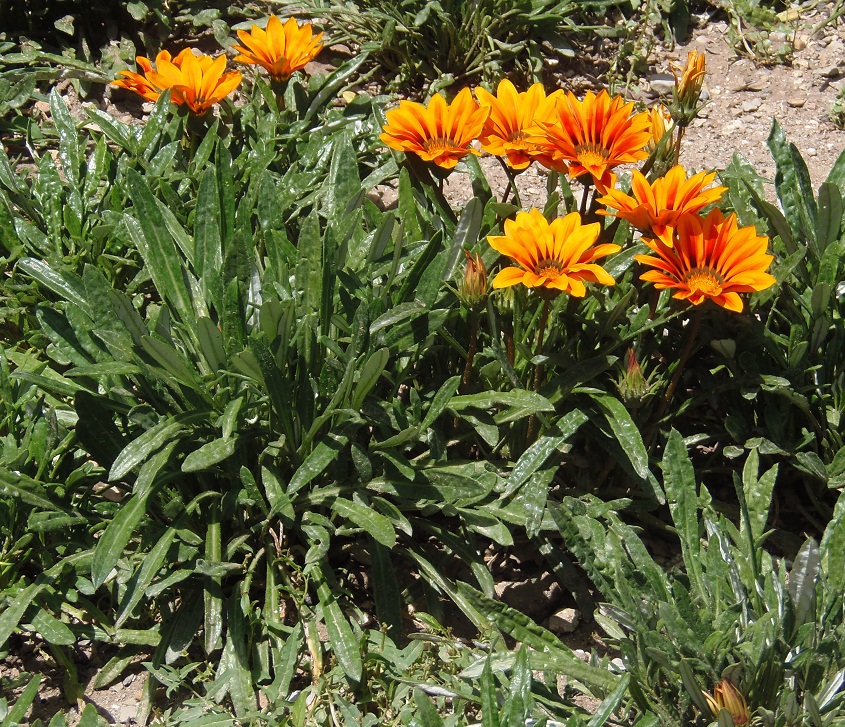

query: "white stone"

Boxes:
[548, 607, 580, 633]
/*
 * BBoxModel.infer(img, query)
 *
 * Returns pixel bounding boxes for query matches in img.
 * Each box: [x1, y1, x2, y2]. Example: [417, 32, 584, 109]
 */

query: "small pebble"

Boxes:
[648, 73, 675, 96]
[548, 607, 580, 634]
[123, 674, 135, 687]
[787, 97, 806, 108]
[741, 98, 762, 113]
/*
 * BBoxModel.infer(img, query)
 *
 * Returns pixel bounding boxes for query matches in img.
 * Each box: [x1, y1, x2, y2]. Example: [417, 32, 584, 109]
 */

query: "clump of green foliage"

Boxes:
[1, 1, 845, 724]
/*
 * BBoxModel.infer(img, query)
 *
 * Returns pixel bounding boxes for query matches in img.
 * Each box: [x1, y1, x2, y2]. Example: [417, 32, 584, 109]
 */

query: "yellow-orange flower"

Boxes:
[488, 209, 620, 296]
[380, 88, 489, 170]
[703, 679, 750, 725]
[635, 208, 776, 312]
[112, 52, 172, 102]
[597, 165, 727, 246]
[647, 104, 674, 152]
[533, 90, 652, 192]
[113, 49, 241, 115]
[232, 15, 323, 82]
[145, 49, 241, 115]
[475, 80, 566, 172]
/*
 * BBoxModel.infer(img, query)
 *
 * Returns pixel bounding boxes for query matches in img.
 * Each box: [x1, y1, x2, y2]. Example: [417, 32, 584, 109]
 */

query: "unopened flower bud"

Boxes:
[616, 348, 654, 406]
[459, 251, 488, 310]
[703, 679, 750, 726]
[671, 50, 706, 127]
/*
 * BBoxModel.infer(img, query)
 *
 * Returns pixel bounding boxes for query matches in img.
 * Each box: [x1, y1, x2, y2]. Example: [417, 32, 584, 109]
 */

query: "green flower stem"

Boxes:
[526, 297, 552, 443]
[579, 180, 592, 216]
[496, 156, 522, 207]
[673, 125, 686, 167]
[647, 306, 702, 447]
[461, 310, 480, 393]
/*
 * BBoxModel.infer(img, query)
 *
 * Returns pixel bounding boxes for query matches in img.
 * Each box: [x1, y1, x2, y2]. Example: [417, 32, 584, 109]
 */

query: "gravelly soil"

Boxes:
[438, 13, 845, 210]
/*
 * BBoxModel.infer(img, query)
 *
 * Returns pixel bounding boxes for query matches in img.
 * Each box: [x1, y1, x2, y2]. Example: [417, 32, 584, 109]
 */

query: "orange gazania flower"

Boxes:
[475, 80, 566, 172]
[488, 209, 620, 296]
[596, 165, 727, 246]
[145, 49, 242, 115]
[533, 90, 652, 192]
[112, 52, 172, 102]
[380, 88, 489, 170]
[647, 104, 674, 151]
[113, 49, 241, 115]
[635, 209, 776, 312]
[232, 15, 323, 83]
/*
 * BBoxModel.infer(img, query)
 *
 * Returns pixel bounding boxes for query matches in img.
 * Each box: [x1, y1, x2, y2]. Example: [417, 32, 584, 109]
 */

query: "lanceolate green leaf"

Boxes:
[587, 391, 650, 480]
[663, 429, 707, 608]
[480, 655, 500, 727]
[0, 575, 49, 649]
[456, 582, 618, 691]
[0, 673, 40, 727]
[503, 410, 588, 497]
[314, 564, 363, 683]
[116, 526, 177, 628]
[18, 258, 87, 311]
[109, 415, 193, 482]
[92, 489, 155, 588]
[788, 538, 820, 630]
[369, 537, 402, 640]
[331, 496, 396, 547]
[289, 432, 349, 496]
[194, 167, 223, 311]
[182, 437, 237, 473]
[0, 468, 67, 513]
[124, 168, 194, 322]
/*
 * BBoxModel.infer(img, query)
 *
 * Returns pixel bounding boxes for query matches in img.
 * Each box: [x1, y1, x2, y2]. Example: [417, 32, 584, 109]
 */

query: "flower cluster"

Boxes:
[380, 80, 651, 192]
[111, 14, 323, 114]
[381, 52, 776, 313]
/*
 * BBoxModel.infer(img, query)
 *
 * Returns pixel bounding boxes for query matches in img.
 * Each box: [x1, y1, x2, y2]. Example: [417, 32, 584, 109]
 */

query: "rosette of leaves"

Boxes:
[0, 63, 624, 721]
[713, 122, 845, 510]
[553, 429, 845, 726]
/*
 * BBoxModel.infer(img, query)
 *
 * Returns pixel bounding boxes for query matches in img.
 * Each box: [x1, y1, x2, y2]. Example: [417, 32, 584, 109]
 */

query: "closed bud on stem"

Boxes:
[703, 679, 750, 725]
[616, 348, 657, 407]
[671, 50, 707, 127]
[458, 251, 488, 310]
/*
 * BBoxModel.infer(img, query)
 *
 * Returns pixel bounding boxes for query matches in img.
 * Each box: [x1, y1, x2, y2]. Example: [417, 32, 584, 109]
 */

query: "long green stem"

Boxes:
[579, 181, 592, 216]
[673, 126, 686, 167]
[526, 298, 552, 443]
[646, 307, 702, 447]
[461, 311, 479, 393]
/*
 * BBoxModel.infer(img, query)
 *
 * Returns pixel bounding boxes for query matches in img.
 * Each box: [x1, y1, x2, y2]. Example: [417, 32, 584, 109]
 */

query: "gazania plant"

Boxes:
[5, 7, 845, 727]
